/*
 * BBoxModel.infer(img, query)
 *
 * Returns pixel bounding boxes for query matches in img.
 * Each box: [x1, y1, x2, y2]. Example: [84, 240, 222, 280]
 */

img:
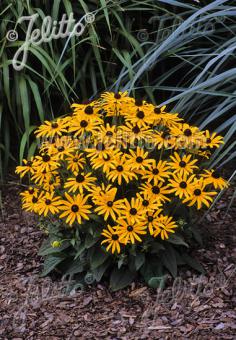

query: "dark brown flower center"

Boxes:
[136, 110, 145, 119]
[106, 131, 113, 136]
[179, 181, 187, 189]
[76, 174, 84, 183]
[42, 154, 50, 162]
[142, 199, 149, 207]
[184, 129, 192, 137]
[107, 201, 113, 207]
[116, 165, 123, 172]
[57, 146, 64, 152]
[28, 188, 34, 194]
[112, 234, 119, 240]
[103, 154, 110, 161]
[152, 168, 159, 175]
[130, 208, 137, 215]
[71, 204, 79, 212]
[206, 138, 211, 144]
[148, 216, 154, 222]
[45, 199, 51, 205]
[194, 189, 201, 196]
[136, 156, 143, 163]
[152, 186, 160, 194]
[132, 126, 140, 134]
[114, 93, 121, 99]
[179, 161, 186, 168]
[51, 122, 58, 128]
[32, 197, 38, 203]
[80, 120, 88, 128]
[84, 106, 93, 114]
[127, 225, 133, 232]
[27, 161, 33, 166]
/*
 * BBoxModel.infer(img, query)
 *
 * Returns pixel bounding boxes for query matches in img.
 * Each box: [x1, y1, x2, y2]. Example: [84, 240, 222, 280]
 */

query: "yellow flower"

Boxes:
[168, 152, 198, 176]
[94, 187, 123, 221]
[22, 191, 44, 213]
[64, 172, 96, 194]
[143, 209, 163, 235]
[37, 191, 61, 216]
[51, 240, 62, 248]
[152, 130, 175, 150]
[126, 147, 153, 171]
[183, 178, 217, 209]
[115, 216, 147, 244]
[201, 169, 228, 190]
[35, 118, 68, 138]
[168, 173, 195, 199]
[170, 123, 203, 148]
[41, 137, 75, 160]
[116, 197, 145, 223]
[68, 115, 101, 137]
[136, 192, 162, 213]
[201, 130, 224, 149]
[141, 160, 170, 184]
[58, 192, 92, 226]
[153, 107, 182, 127]
[15, 157, 35, 178]
[66, 152, 86, 173]
[100, 91, 129, 116]
[125, 108, 155, 127]
[119, 122, 152, 145]
[34, 154, 60, 172]
[20, 187, 39, 203]
[71, 102, 102, 121]
[106, 155, 138, 185]
[153, 215, 177, 240]
[139, 182, 171, 204]
[101, 225, 121, 254]
[90, 149, 122, 172]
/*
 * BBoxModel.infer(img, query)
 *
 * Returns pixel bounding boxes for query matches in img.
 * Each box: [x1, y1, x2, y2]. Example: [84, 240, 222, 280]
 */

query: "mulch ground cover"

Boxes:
[0, 182, 235, 339]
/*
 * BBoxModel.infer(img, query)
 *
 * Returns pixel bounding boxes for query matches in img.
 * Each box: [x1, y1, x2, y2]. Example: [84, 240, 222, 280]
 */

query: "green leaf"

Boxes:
[182, 253, 205, 274]
[41, 254, 66, 277]
[135, 253, 145, 271]
[38, 239, 70, 256]
[92, 259, 111, 282]
[65, 258, 84, 275]
[85, 233, 99, 249]
[161, 246, 177, 277]
[110, 267, 136, 291]
[167, 234, 189, 247]
[90, 247, 109, 270]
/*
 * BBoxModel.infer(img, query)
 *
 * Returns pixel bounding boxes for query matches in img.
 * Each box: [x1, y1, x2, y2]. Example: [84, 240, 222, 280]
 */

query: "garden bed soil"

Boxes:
[0, 182, 235, 339]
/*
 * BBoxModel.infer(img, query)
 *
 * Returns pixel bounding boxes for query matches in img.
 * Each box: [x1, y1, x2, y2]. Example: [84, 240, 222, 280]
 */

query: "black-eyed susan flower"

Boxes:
[141, 160, 170, 184]
[100, 91, 129, 116]
[35, 118, 68, 138]
[64, 172, 96, 194]
[68, 115, 101, 137]
[170, 123, 203, 148]
[139, 182, 171, 204]
[66, 152, 86, 173]
[119, 122, 152, 144]
[116, 197, 145, 223]
[201, 169, 228, 190]
[183, 178, 217, 209]
[168, 173, 195, 199]
[71, 102, 102, 121]
[168, 152, 198, 176]
[22, 191, 44, 213]
[58, 192, 92, 226]
[90, 149, 122, 173]
[153, 215, 177, 240]
[34, 154, 60, 173]
[143, 209, 162, 235]
[94, 187, 123, 221]
[136, 192, 162, 213]
[202, 130, 224, 149]
[126, 108, 155, 128]
[152, 130, 175, 150]
[115, 216, 147, 244]
[20, 186, 39, 203]
[106, 155, 138, 185]
[101, 225, 121, 254]
[37, 192, 61, 216]
[15, 158, 35, 178]
[126, 147, 152, 171]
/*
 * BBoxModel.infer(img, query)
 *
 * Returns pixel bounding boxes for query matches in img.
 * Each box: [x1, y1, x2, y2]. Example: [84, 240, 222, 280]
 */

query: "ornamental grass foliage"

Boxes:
[16, 92, 228, 291]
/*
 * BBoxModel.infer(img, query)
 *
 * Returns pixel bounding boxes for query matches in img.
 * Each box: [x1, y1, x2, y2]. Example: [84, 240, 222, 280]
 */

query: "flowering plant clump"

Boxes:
[16, 92, 228, 290]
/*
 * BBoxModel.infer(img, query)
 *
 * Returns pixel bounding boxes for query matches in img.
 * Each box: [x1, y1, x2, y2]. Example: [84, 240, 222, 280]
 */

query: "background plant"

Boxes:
[1, 0, 236, 179]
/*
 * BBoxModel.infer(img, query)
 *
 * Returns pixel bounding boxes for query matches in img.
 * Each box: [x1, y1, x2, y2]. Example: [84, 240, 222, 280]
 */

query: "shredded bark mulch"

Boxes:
[0, 183, 235, 339]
